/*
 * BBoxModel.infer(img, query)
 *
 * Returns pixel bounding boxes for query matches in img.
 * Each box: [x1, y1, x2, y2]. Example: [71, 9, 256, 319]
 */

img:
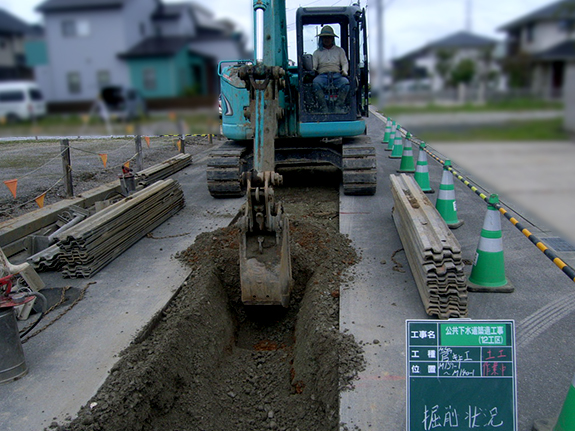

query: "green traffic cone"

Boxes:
[414, 143, 434, 193]
[382, 119, 392, 144]
[533, 372, 575, 430]
[468, 194, 512, 292]
[398, 134, 416, 173]
[385, 121, 396, 151]
[435, 160, 463, 228]
[389, 129, 405, 159]
[554, 373, 575, 431]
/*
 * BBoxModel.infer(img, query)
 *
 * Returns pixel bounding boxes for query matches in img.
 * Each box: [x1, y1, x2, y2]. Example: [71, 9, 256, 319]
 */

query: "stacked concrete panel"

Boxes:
[136, 153, 192, 186]
[30, 180, 184, 278]
[390, 174, 467, 318]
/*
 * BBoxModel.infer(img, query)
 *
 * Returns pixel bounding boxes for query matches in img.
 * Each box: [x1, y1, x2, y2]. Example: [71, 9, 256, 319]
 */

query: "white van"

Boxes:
[0, 81, 47, 122]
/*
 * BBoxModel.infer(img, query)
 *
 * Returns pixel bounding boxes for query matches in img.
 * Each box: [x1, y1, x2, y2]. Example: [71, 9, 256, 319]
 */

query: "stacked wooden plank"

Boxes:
[136, 153, 192, 186]
[33, 180, 184, 278]
[390, 174, 467, 318]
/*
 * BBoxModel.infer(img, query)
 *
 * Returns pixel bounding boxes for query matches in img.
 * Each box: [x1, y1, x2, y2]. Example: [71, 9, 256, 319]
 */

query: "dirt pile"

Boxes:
[53, 176, 365, 431]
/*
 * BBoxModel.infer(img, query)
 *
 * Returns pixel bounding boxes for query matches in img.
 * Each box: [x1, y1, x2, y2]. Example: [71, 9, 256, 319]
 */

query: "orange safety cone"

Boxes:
[414, 143, 434, 193]
[468, 194, 512, 292]
[435, 160, 463, 228]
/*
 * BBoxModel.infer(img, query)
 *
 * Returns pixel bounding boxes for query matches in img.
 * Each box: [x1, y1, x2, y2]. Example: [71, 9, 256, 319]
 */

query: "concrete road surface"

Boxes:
[431, 141, 575, 246]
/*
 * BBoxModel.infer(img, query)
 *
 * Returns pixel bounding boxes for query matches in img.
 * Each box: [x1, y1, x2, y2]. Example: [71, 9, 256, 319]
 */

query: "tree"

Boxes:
[451, 59, 476, 86]
[501, 51, 532, 88]
[434, 49, 455, 89]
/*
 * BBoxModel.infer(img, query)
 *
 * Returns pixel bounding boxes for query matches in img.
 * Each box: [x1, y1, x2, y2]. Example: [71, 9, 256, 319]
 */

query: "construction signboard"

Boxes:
[406, 319, 517, 430]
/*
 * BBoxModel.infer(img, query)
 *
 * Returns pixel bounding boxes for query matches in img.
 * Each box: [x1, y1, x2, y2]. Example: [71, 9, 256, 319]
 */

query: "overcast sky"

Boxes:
[0, 0, 558, 61]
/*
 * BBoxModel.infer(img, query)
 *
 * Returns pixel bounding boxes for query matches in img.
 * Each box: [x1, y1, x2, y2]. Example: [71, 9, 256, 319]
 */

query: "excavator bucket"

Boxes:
[239, 214, 292, 308]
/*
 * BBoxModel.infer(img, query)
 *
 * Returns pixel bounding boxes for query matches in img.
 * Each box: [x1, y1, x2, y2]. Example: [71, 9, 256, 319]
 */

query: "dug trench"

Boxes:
[55, 168, 365, 431]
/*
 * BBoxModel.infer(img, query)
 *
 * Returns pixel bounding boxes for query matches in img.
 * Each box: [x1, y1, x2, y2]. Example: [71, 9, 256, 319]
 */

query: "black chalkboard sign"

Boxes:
[406, 320, 517, 430]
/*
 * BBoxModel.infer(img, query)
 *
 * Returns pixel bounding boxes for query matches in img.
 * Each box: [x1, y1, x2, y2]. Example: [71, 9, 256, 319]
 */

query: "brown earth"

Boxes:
[44, 167, 366, 430]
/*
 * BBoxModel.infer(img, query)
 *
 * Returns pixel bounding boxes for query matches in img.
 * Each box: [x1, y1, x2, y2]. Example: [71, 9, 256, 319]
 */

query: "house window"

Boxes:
[62, 20, 76, 37]
[61, 20, 90, 37]
[559, 19, 575, 33]
[143, 68, 156, 90]
[97, 70, 110, 88]
[67, 72, 81, 94]
[525, 23, 535, 43]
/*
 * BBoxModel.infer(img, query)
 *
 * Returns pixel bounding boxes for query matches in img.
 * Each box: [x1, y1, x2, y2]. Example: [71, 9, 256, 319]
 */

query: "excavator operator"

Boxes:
[312, 25, 350, 113]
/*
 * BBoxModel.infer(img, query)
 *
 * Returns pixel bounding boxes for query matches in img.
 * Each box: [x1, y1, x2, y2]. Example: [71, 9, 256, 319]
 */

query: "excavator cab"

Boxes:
[297, 7, 370, 122]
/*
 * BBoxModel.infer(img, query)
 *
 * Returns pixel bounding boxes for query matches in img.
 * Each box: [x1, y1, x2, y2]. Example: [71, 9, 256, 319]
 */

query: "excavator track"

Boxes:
[342, 136, 377, 196]
[207, 141, 248, 198]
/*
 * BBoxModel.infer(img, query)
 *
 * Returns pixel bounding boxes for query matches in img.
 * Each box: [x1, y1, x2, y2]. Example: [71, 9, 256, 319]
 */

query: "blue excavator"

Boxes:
[208, 0, 375, 307]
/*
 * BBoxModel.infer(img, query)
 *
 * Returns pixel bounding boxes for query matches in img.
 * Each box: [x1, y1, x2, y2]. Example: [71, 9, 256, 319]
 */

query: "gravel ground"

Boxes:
[0, 134, 214, 222]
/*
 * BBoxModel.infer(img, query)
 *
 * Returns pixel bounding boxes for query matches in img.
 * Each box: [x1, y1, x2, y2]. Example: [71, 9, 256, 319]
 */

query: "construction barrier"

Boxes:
[1, 133, 211, 212]
[381, 118, 575, 285]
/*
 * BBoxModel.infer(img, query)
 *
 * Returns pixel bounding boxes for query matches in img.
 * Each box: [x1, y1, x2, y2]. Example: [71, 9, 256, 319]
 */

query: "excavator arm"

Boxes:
[237, 0, 293, 307]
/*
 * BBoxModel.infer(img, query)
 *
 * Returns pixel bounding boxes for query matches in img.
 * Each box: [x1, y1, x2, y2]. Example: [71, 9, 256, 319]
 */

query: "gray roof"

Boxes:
[36, 0, 129, 13]
[499, 0, 575, 31]
[118, 36, 191, 58]
[152, 2, 189, 21]
[396, 31, 497, 61]
[429, 31, 498, 49]
[533, 39, 575, 60]
[0, 8, 32, 35]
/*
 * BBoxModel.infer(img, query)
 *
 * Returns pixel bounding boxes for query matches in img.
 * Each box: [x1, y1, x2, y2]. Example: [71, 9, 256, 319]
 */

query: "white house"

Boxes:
[26, 0, 248, 105]
[498, 0, 575, 98]
[392, 31, 500, 93]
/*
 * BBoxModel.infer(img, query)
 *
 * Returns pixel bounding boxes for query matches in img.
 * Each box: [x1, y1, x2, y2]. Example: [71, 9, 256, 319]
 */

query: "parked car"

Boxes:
[0, 81, 47, 122]
[98, 86, 147, 122]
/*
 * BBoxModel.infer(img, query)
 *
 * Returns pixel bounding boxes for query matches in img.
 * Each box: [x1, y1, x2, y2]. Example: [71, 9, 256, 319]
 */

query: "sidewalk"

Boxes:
[431, 141, 575, 246]
[391, 110, 563, 127]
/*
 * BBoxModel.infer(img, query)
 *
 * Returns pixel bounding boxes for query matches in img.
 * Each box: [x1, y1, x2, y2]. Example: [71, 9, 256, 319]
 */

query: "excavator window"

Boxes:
[300, 22, 351, 116]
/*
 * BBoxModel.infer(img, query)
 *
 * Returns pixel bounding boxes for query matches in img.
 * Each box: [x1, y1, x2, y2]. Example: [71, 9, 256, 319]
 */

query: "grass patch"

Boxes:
[380, 98, 563, 116]
[0, 111, 220, 139]
[414, 118, 569, 142]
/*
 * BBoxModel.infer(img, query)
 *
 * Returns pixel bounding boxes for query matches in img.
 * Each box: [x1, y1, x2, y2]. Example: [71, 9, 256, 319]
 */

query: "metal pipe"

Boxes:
[255, 8, 265, 63]
[48, 213, 87, 243]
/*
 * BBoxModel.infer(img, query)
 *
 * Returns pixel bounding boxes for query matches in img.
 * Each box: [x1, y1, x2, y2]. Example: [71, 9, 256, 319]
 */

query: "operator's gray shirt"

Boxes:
[312, 45, 349, 75]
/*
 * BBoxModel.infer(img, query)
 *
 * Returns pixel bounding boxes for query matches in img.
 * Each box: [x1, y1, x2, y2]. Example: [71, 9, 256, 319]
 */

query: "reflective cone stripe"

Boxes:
[386, 122, 397, 151]
[554, 373, 575, 431]
[435, 160, 463, 228]
[469, 194, 508, 290]
[398, 133, 415, 172]
[414, 143, 433, 193]
[383, 119, 392, 144]
[389, 128, 404, 159]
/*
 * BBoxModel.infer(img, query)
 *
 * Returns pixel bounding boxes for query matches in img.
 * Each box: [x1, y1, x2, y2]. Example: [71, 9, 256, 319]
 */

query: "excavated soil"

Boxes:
[53, 168, 365, 431]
